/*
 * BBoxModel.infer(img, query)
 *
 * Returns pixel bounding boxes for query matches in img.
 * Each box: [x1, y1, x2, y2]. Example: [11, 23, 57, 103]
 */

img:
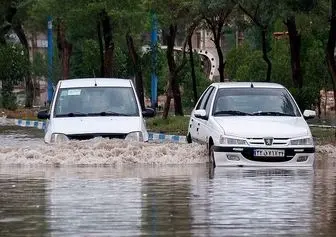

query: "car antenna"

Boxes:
[94, 78, 97, 87]
[250, 83, 254, 88]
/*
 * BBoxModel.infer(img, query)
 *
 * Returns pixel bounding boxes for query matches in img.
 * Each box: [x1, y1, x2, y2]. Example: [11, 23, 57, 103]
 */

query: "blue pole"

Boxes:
[47, 16, 54, 104]
[150, 11, 158, 108]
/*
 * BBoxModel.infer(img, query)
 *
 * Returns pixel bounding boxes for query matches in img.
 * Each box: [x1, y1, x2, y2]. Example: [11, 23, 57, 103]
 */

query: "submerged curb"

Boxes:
[13, 119, 187, 144]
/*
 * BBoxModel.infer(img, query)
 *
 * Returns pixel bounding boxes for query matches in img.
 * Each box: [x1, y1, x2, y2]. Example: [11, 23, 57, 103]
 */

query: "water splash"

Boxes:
[0, 116, 13, 126]
[0, 138, 208, 166]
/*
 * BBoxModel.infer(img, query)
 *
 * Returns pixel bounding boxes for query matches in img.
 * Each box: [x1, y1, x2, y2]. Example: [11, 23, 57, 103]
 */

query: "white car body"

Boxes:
[39, 78, 154, 143]
[187, 82, 316, 167]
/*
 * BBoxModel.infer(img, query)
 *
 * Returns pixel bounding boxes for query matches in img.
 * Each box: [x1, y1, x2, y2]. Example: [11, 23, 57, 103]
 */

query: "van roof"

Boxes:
[58, 78, 133, 88]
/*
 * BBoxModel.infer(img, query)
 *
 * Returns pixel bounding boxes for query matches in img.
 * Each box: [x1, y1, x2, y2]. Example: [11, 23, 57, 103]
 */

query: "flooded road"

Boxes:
[1, 123, 336, 236]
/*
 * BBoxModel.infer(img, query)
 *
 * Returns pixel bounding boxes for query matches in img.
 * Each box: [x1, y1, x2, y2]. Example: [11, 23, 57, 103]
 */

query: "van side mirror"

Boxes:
[142, 108, 155, 118]
[303, 110, 316, 120]
[37, 110, 50, 120]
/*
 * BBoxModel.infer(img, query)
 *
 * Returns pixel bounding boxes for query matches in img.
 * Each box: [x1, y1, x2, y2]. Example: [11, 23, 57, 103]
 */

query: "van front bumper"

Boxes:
[213, 146, 315, 167]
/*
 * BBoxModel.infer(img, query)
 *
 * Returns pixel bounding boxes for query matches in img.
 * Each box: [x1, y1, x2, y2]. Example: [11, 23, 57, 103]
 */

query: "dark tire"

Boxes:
[186, 133, 192, 143]
[209, 145, 216, 169]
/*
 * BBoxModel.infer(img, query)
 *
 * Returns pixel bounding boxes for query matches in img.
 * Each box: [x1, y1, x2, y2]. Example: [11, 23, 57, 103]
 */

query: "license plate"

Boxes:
[254, 149, 285, 157]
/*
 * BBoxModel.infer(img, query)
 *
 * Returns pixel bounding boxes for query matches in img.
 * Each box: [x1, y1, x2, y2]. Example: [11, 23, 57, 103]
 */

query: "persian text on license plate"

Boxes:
[254, 149, 285, 157]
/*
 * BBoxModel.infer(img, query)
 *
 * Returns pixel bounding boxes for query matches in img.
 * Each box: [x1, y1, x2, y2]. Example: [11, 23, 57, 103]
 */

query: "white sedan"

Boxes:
[187, 82, 316, 167]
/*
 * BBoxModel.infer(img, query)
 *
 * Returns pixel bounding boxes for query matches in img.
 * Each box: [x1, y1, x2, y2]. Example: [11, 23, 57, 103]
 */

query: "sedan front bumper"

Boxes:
[213, 146, 315, 167]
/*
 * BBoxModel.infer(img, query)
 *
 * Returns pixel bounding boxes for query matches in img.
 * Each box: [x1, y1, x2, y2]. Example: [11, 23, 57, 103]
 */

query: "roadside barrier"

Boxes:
[13, 119, 187, 143]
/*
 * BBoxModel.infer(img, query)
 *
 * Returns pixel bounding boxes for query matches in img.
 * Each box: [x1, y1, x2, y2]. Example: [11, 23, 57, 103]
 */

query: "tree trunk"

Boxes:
[31, 32, 40, 105]
[285, 16, 303, 89]
[100, 9, 114, 78]
[326, 0, 336, 115]
[97, 18, 104, 77]
[214, 39, 225, 82]
[172, 76, 183, 116]
[126, 32, 145, 110]
[261, 28, 272, 82]
[188, 36, 198, 105]
[0, 3, 17, 45]
[56, 19, 72, 80]
[163, 24, 184, 118]
[162, 83, 173, 118]
[13, 22, 34, 108]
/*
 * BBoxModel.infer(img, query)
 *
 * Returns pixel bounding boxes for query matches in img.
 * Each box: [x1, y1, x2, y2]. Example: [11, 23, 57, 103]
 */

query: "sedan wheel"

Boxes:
[186, 133, 192, 143]
[209, 145, 216, 168]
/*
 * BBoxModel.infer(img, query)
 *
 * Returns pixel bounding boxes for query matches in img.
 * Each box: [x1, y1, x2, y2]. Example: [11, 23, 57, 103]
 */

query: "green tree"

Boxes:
[200, 0, 236, 82]
[0, 44, 29, 109]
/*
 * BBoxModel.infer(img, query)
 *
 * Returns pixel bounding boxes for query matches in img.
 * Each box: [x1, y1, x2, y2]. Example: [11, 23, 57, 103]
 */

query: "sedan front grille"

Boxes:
[67, 133, 127, 141]
[247, 138, 289, 145]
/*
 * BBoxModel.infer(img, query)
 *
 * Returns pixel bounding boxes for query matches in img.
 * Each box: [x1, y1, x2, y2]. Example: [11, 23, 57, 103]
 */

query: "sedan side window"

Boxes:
[205, 88, 216, 115]
[195, 87, 211, 110]
[196, 87, 214, 110]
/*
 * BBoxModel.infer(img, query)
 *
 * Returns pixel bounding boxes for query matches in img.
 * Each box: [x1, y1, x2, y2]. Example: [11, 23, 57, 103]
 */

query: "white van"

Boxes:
[38, 78, 155, 143]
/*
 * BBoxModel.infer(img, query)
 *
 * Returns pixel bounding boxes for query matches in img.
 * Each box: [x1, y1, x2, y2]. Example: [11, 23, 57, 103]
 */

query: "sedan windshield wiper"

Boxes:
[56, 112, 88, 117]
[213, 110, 252, 116]
[252, 111, 296, 116]
[88, 111, 129, 116]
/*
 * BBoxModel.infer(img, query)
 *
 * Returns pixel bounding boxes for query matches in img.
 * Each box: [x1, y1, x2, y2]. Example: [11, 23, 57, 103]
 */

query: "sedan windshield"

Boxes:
[54, 87, 139, 117]
[212, 87, 301, 117]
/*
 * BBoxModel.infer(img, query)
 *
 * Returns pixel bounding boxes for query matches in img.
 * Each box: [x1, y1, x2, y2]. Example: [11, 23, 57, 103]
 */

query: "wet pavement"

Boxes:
[0, 123, 336, 236]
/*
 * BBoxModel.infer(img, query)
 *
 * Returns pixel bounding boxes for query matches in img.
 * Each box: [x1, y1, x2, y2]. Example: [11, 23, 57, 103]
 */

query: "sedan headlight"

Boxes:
[219, 135, 248, 145]
[125, 131, 143, 142]
[289, 137, 314, 146]
[50, 133, 69, 143]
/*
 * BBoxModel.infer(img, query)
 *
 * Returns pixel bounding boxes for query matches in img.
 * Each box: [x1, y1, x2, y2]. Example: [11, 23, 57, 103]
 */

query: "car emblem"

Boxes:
[264, 138, 273, 146]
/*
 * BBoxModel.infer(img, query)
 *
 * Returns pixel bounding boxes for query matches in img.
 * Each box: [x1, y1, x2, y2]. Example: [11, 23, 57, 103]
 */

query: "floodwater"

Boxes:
[1, 120, 336, 237]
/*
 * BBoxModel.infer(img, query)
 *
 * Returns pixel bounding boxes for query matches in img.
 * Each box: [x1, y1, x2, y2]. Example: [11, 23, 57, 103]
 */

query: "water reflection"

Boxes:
[0, 175, 48, 236]
[0, 164, 335, 237]
[141, 177, 193, 236]
[201, 167, 314, 236]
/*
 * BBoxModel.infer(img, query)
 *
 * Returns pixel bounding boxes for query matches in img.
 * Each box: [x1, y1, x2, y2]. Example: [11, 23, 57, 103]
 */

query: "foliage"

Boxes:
[0, 44, 29, 109]
[31, 51, 47, 77]
[142, 48, 211, 109]
[179, 53, 212, 108]
[142, 48, 168, 97]
[226, 43, 266, 81]
[145, 115, 190, 135]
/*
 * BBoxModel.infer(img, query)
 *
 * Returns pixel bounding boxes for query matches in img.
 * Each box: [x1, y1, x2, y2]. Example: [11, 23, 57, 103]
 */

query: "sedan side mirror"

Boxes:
[194, 109, 207, 119]
[303, 110, 316, 120]
[37, 110, 50, 120]
[142, 107, 155, 118]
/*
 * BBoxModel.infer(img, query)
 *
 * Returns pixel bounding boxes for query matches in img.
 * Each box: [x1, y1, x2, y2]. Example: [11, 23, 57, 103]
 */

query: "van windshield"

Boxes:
[212, 88, 301, 117]
[53, 87, 139, 117]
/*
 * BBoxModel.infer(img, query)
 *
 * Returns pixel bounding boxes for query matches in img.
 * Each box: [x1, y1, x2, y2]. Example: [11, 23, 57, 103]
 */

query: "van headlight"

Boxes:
[219, 135, 247, 145]
[289, 137, 314, 146]
[50, 133, 69, 143]
[125, 131, 143, 142]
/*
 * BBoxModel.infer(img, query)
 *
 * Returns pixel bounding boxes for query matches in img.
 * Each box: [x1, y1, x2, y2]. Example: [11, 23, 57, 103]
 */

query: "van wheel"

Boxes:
[209, 145, 216, 168]
[186, 133, 192, 143]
